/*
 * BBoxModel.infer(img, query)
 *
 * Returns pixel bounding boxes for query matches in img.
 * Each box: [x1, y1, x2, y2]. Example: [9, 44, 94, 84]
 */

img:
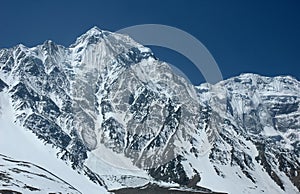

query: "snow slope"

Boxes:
[0, 91, 107, 193]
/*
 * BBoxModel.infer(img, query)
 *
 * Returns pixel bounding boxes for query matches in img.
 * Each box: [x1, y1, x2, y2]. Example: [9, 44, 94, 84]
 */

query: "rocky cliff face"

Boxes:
[0, 27, 299, 193]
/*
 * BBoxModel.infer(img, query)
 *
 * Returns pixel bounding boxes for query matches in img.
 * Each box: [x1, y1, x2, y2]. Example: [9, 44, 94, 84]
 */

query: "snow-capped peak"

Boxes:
[70, 26, 107, 48]
[0, 27, 299, 194]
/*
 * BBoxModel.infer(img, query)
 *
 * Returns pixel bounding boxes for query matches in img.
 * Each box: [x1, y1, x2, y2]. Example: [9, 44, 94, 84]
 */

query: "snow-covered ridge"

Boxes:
[0, 154, 81, 194]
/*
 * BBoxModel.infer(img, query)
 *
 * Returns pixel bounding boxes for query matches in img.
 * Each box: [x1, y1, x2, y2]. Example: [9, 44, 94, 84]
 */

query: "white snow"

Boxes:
[86, 143, 151, 190]
[187, 142, 287, 194]
[0, 91, 107, 194]
[263, 126, 279, 136]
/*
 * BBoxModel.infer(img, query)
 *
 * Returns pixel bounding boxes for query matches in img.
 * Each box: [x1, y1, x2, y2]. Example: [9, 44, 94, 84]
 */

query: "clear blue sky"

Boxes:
[1, 0, 300, 84]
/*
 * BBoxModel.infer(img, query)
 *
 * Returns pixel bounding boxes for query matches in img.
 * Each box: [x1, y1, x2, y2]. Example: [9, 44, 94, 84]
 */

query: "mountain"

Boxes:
[0, 26, 299, 194]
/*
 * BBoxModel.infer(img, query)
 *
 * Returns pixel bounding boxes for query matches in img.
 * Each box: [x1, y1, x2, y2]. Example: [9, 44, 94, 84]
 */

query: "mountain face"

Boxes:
[0, 27, 299, 194]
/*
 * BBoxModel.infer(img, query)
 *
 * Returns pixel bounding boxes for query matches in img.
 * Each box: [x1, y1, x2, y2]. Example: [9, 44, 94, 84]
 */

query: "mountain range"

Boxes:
[0, 27, 299, 194]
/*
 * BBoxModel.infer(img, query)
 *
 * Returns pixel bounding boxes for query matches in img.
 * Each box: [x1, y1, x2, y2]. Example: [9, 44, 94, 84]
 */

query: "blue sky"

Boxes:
[1, 0, 300, 84]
